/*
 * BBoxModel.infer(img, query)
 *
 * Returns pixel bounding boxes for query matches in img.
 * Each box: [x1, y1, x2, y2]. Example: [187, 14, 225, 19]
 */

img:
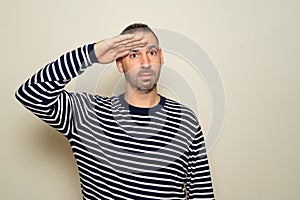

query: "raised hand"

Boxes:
[94, 34, 148, 64]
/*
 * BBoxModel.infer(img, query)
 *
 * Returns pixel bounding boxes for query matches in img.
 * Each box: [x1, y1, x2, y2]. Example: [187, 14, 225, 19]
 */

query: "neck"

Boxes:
[124, 86, 160, 108]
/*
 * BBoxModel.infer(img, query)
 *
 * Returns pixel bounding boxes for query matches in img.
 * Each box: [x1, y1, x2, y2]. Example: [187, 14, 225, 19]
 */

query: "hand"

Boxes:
[94, 34, 147, 64]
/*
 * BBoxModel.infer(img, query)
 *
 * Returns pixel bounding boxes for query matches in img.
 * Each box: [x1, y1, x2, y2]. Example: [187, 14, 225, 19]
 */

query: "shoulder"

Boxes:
[162, 95, 199, 125]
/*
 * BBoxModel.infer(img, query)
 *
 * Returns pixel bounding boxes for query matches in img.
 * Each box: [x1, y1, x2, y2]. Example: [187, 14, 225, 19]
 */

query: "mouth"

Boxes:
[139, 73, 153, 80]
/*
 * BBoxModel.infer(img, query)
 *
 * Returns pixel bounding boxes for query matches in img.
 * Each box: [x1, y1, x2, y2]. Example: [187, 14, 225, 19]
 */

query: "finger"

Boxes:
[113, 34, 135, 42]
[115, 50, 130, 60]
[112, 39, 146, 50]
[122, 39, 148, 49]
[114, 42, 148, 56]
[112, 39, 148, 54]
[110, 34, 136, 45]
[111, 35, 145, 48]
[102, 34, 134, 49]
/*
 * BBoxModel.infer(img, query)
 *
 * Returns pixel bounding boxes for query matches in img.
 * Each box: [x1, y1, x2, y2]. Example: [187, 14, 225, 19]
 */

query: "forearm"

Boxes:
[15, 43, 98, 108]
[15, 43, 98, 135]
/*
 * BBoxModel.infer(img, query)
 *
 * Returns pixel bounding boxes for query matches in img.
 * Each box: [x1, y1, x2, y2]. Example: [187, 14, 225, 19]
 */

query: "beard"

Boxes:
[124, 67, 160, 93]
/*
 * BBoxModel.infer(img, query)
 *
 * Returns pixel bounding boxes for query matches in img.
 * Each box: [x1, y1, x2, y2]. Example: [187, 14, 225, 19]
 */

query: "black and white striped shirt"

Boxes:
[15, 44, 215, 199]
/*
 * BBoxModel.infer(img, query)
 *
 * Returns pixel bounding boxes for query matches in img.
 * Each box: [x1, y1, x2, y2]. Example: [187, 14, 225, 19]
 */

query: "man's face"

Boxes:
[116, 32, 164, 93]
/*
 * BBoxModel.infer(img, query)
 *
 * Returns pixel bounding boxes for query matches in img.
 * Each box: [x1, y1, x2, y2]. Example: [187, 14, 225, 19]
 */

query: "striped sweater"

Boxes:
[15, 43, 215, 200]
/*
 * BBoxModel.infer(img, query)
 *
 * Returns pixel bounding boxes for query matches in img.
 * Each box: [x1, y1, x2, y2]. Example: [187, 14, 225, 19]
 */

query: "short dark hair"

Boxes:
[120, 23, 159, 46]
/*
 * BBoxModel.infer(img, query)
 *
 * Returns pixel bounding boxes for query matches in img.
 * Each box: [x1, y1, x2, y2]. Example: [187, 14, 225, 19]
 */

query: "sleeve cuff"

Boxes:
[88, 43, 99, 64]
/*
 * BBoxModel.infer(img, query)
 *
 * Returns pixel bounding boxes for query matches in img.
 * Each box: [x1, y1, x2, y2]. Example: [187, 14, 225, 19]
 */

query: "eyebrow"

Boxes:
[130, 45, 159, 52]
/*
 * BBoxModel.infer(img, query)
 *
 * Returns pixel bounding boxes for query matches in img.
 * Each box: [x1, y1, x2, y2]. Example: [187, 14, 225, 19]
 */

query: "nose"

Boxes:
[139, 53, 151, 68]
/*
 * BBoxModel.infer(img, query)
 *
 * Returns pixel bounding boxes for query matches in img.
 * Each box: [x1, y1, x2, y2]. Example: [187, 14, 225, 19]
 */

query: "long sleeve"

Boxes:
[186, 126, 215, 199]
[15, 43, 98, 136]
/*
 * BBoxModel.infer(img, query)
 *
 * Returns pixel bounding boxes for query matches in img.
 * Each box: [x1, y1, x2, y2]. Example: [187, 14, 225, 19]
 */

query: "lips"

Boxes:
[140, 73, 153, 76]
[139, 73, 153, 81]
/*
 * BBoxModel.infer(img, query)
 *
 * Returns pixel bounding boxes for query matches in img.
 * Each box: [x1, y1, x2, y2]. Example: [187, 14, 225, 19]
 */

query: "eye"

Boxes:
[148, 49, 158, 56]
[129, 53, 139, 59]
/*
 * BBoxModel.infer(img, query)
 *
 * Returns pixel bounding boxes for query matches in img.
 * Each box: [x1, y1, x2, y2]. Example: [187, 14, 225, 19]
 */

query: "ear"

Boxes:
[159, 48, 164, 65]
[116, 58, 124, 73]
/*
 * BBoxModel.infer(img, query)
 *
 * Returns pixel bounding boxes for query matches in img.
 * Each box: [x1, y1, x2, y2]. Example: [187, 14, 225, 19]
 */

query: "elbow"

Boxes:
[15, 83, 35, 106]
[15, 84, 26, 105]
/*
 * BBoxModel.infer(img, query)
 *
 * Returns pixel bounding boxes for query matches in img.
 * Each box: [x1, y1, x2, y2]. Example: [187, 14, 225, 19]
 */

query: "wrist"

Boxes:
[88, 43, 99, 63]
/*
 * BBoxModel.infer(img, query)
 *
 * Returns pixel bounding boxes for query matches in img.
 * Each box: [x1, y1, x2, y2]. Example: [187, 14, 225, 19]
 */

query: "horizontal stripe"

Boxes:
[15, 43, 214, 199]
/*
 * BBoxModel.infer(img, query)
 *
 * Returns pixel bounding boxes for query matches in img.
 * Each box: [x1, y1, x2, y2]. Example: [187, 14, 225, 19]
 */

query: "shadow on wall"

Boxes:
[7, 120, 82, 199]
[17, 123, 79, 175]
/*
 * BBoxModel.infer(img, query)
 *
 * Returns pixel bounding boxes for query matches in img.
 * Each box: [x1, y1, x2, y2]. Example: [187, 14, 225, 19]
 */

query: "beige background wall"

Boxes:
[1, 0, 299, 199]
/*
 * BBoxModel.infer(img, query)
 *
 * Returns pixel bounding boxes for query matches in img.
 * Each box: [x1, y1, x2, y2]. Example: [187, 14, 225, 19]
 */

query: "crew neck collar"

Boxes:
[118, 93, 165, 115]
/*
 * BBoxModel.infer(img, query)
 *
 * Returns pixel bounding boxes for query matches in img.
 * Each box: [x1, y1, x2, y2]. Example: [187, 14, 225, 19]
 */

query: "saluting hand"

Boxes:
[94, 34, 147, 64]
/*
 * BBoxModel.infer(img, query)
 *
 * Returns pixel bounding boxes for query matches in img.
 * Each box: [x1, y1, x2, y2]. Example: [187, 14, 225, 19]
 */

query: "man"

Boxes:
[16, 23, 215, 199]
